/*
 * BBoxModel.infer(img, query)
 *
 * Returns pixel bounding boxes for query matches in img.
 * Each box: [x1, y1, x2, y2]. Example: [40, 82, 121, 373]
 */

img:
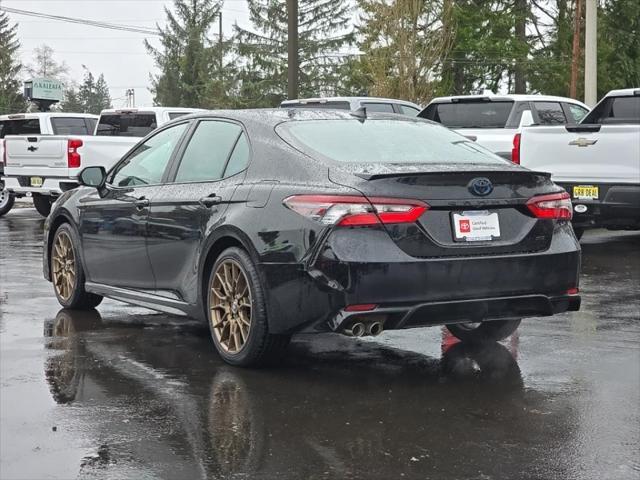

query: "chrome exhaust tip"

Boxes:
[367, 321, 383, 336]
[343, 322, 366, 337]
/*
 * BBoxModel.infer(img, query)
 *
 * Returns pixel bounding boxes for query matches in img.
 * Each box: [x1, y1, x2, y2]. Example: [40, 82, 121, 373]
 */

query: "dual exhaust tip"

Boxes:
[343, 321, 383, 337]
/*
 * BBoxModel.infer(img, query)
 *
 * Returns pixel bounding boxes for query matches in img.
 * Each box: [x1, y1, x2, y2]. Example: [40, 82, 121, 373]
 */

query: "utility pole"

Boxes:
[513, 0, 527, 94]
[569, 0, 582, 99]
[287, 0, 298, 100]
[216, 12, 223, 74]
[584, 0, 597, 106]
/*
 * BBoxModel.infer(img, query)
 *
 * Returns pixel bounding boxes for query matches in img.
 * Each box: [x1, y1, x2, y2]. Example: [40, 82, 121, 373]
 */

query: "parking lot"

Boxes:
[0, 204, 637, 479]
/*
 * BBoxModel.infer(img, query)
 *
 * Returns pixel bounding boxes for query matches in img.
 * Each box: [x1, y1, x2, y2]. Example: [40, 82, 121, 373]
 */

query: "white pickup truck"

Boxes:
[0, 112, 98, 216]
[419, 94, 590, 159]
[2, 107, 201, 216]
[517, 88, 640, 237]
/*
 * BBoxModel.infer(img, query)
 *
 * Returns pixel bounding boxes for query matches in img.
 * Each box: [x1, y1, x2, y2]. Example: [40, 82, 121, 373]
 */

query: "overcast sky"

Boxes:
[4, 0, 252, 107]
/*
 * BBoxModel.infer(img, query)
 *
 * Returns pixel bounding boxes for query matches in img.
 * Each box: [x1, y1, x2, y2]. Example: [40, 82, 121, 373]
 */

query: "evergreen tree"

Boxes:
[0, 11, 26, 115]
[62, 71, 111, 114]
[146, 0, 225, 107]
[234, 0, 354, 107]
[61, 88, 84, 112]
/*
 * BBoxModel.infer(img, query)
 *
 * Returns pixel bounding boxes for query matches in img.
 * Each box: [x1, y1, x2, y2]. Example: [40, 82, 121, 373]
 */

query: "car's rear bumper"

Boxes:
[3, 176, 77, 196]
[558, 182, 640, 230]
[261, 223, 581, 334]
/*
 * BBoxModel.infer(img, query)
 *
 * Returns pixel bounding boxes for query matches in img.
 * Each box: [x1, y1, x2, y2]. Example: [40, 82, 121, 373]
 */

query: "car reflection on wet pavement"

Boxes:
[1, 208, 639, 480]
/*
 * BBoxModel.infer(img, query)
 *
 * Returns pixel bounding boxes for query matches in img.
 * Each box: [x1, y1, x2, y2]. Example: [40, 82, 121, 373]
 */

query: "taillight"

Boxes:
[511, 133, 521, 164]
[1, 139, 6, 167]
[527, 191, 572, 220]
[67, 138, 83, 168]
[283, 195, 429, 226]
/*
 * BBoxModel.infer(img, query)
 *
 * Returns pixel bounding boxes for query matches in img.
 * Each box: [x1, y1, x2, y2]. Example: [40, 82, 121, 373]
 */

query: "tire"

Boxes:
[573, 227, 585, 240]
[50, 223, 103, 309]
[446, 319, 521, 343]
[206, 247, 290, 367]
[0, 187, 15, 217]
[33, 194, 52, 217]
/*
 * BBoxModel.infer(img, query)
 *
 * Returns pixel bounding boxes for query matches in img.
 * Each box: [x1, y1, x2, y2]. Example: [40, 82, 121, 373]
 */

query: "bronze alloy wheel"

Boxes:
[52, 231, 76, 301]
[210, 259, 252, 354]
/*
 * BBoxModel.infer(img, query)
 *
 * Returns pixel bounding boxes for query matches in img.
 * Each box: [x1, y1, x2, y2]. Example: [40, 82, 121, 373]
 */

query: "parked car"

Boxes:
[0, 112, 98, 216]
[419, 94, 590, 159]
[517, 88, 640, 238]
[43, 109, 581, 366]
[281, 96, 422, 116]
[2, 107, 201, 216]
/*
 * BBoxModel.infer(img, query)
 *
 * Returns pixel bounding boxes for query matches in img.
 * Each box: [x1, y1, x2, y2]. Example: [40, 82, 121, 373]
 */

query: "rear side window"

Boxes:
[96, 113, 158, 137]
[51, 117, 92, 135]
[282, 101, 350, 110]
[224, 133, 250, 177]
[361, 102, 394, 113]
[421, 101, 513, 128]
[174, 120, 242, 183]
[278, 119, 506, 165]
[0, 119, 41, 138]
[566, 104, 589, 123]
[533, 102, 566, 124]
[398, 104, 421, 116]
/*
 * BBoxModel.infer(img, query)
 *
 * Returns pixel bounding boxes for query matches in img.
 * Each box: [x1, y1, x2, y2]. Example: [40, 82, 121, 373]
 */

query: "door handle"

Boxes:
[199, 195, 222, 208]
[134, 197, 150, 210]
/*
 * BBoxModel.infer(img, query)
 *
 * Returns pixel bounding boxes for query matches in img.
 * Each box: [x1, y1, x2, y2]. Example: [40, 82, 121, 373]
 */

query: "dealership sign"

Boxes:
[24, 78, 64, 102]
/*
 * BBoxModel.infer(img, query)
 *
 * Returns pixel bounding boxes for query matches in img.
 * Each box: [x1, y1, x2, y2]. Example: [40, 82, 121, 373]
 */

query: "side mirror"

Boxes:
[519, 110, 534, 128]
[79, 166, 106, 189]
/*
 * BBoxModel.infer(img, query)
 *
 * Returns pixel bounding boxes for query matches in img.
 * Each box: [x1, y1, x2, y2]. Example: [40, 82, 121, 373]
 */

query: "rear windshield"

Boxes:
[0, 118, 41, 138]
[278, 119, 507, 165]
[51, 117, 93, 135]
[96, 113, 158, 137]
[282, 101, 350, 110]
[421, 101, 513, 128]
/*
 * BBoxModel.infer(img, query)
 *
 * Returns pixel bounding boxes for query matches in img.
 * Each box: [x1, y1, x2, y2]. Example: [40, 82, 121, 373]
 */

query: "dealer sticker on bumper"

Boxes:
[453, 211, 501, 241]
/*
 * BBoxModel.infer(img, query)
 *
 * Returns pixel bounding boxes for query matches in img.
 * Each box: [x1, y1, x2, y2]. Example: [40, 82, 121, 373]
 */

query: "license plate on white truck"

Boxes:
[30, 177, 43, 187]
[452, 211, 501, 241]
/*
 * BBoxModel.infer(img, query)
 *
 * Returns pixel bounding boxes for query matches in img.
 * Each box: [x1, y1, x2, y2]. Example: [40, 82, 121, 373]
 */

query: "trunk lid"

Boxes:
[329, 163, 557, 258]
[5, 136, 67, 168]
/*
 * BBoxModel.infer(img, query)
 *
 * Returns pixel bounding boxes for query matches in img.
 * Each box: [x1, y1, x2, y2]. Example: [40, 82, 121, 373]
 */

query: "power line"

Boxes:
[0, 6, 160, 35]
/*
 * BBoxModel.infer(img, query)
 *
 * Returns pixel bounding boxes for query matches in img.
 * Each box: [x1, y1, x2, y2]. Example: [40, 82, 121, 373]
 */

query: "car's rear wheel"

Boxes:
[446, 319, 521, 343]
[51, 223, 103, 309]
[0, 187, 15, 216]
[207, 247, 290, 367]
[33, 194, 52, 217]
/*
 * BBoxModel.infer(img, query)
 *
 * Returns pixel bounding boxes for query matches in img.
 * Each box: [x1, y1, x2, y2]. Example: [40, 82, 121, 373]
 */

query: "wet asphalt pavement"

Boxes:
[0, 206, 639, 480]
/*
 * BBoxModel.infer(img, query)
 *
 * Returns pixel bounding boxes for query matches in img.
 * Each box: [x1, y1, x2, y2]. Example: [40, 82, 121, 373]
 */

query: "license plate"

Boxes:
[453, 211, 500, 242]
[573, 185, 598, 200]
[30, 177, 43, 187]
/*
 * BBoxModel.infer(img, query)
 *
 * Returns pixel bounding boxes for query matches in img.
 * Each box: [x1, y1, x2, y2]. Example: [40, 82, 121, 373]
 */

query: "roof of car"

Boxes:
[99, 107, 204, 114]
[281, 96, 421, 108]
[428, 94, 589, 107]
[0, 112, 98, 120]
[603, 88, 640, 97]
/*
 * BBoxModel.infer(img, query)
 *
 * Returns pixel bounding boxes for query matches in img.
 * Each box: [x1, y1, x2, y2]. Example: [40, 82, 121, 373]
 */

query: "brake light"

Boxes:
[511, 133, 521, 164]
[283, 195, 428, 226]
[527, 191, 572, 220]
[67, 138, 83, 168]
[345, 304, 378, 312]
[567, 287, 579, 295]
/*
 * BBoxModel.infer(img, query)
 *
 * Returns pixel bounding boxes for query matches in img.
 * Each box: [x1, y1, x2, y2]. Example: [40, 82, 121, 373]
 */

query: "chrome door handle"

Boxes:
[199, 195, 222, 207]
[134, 197, 149, 209]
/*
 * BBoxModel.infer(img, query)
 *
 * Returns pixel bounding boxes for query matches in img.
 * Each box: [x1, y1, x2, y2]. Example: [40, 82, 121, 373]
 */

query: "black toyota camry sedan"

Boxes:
[43, 109, 581, 366]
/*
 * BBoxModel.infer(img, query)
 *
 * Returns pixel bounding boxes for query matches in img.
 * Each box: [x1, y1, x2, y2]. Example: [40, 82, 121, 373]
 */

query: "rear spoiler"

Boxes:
[565, 124, 601, 133]
[353, 169, 551, 181]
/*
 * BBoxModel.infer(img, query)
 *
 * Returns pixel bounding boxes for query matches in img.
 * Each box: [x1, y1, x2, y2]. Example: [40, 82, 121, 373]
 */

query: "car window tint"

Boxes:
[51, 117, 92, 135]
[423, 102, 513, 128]
[279, 119, 506, 165]
[0, 118, 41, 138]
[534, 102, 566, 124]
[398, 105, 421, 116]
[361, 102, 394, 113]
[175, 121, 242, 183]
[96, 113, 158, 137]
[567, 104, 589, 123]
[608, 96, 640, 123]
[111, 123, 187, 187]
[224, 132, 250, 177]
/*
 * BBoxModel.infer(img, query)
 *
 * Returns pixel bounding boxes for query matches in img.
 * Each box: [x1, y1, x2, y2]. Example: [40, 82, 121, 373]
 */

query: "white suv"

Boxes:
[419, 94, 590, 159]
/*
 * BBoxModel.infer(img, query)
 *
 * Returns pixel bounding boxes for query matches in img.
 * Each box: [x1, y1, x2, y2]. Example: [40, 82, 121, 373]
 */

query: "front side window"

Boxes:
[174, 121, 242, 183]
[278, 119, 506, 165]
[110, 123, 188, 187]
[51, 117, 92, 135]
[398, 105, 421, 116]
[361, 102, 394, 113]
[567, 104, 589, 123]
[534, 102, 567, 124]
